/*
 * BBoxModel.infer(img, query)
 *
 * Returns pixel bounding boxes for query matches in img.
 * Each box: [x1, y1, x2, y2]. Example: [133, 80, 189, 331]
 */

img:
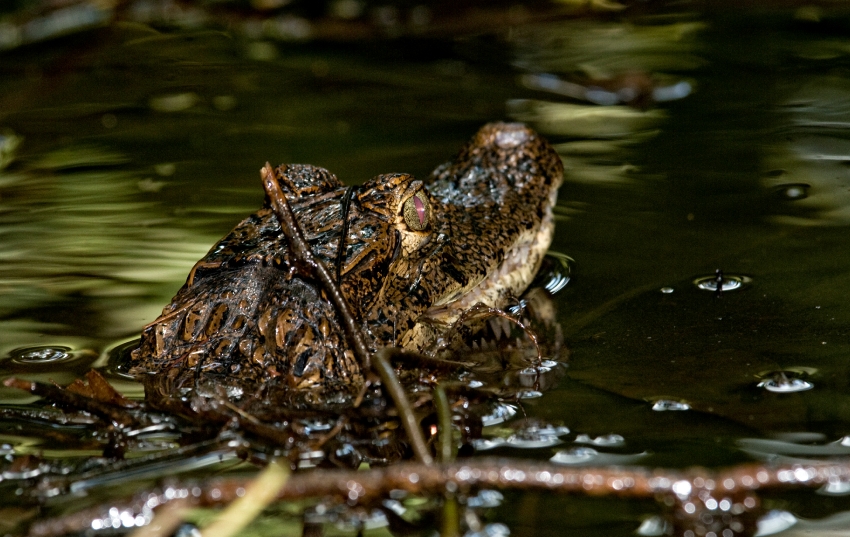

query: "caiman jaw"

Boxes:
[424, 185, 559, 326]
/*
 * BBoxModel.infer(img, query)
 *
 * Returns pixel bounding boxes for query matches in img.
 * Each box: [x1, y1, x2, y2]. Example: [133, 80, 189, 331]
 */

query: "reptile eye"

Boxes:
[403, 191, 431, 231]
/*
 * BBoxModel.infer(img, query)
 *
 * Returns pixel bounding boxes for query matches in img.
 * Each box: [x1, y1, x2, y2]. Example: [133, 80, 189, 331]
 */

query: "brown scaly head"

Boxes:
[131, 122, 563, 398]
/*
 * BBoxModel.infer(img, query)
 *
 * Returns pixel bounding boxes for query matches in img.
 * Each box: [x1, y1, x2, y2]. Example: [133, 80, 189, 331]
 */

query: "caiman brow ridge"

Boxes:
[131, 122, 564, 395]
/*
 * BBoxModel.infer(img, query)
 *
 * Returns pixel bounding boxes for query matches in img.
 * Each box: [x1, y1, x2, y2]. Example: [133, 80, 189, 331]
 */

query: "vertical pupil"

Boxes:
[413, 194, 426, 226]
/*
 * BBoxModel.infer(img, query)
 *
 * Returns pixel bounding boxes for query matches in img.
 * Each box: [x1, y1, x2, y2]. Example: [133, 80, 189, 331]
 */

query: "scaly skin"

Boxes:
[131, 123, 563, 396]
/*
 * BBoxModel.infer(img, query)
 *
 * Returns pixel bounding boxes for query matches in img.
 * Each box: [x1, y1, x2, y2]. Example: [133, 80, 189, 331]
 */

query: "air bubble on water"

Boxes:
[758, 378, 814, 393]
[9, 346, 72, 364]
[506, 423, 570, 449]
[774, 183, 810, 200]
[516, 389, 542, 399]
[467, 380, 484, 389]
[651, 399, 690, 411]
[660, 287, 674, 294]
[481, 403, 517, 427]
[550, 447, 598, 464]
[574, 433, 625, 447]
[757, 371, 814, 393]
[694, 274, 751, 292]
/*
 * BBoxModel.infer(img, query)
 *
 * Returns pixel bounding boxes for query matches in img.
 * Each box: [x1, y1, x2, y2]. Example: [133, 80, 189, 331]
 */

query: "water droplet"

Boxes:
[694, 274, 751, 292]
[651, 399, 690, 411]
[774, 183, 810, 200]
[9, 346, 72, 365]
[660, 287, 674, 294]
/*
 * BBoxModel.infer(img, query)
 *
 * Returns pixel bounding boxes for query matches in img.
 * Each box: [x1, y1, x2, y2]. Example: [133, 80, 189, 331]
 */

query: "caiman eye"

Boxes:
[402, 190, 431, 231]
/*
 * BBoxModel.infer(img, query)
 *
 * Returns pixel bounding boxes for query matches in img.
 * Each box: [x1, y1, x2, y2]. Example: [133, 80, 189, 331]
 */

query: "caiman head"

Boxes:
[131, 123, 563, 396]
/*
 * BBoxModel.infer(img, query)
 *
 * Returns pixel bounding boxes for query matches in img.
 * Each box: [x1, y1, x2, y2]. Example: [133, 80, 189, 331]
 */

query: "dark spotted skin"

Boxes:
[131, 123, 563, 395]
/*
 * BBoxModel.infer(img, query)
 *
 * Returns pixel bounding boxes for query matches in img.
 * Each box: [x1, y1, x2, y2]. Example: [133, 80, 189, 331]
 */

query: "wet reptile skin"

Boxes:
[131, 123, 563, 395]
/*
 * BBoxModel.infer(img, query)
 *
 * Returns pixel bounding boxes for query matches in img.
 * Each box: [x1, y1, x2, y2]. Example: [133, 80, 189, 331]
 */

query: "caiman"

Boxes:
[130, 123, 563, 397]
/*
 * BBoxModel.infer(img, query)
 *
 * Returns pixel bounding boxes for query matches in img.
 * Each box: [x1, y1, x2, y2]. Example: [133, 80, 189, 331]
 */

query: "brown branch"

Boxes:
[27, 458, 850, 537]
[261, 163, 372, 373]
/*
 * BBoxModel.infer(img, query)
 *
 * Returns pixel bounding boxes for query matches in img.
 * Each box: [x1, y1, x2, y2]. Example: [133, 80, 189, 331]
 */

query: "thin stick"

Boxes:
[434, 385, 453, 463]
[434, 385, 460, 537]
[261, 163, 372, 373]
[373, 348, 433, 465]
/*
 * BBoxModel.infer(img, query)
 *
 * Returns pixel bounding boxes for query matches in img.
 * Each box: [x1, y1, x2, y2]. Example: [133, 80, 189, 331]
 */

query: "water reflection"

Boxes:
[763, 76, 850, 225]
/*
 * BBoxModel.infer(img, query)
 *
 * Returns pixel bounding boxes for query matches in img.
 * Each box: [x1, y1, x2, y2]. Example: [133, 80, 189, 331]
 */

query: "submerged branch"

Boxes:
[27, 458, 850, 537]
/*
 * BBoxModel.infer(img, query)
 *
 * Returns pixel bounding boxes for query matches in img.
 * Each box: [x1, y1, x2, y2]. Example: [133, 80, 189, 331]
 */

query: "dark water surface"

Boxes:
[3, 4, 850, 536]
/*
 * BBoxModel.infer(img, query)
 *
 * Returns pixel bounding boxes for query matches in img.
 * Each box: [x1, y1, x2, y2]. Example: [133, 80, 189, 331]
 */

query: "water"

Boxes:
[4, 3, 850, 537]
